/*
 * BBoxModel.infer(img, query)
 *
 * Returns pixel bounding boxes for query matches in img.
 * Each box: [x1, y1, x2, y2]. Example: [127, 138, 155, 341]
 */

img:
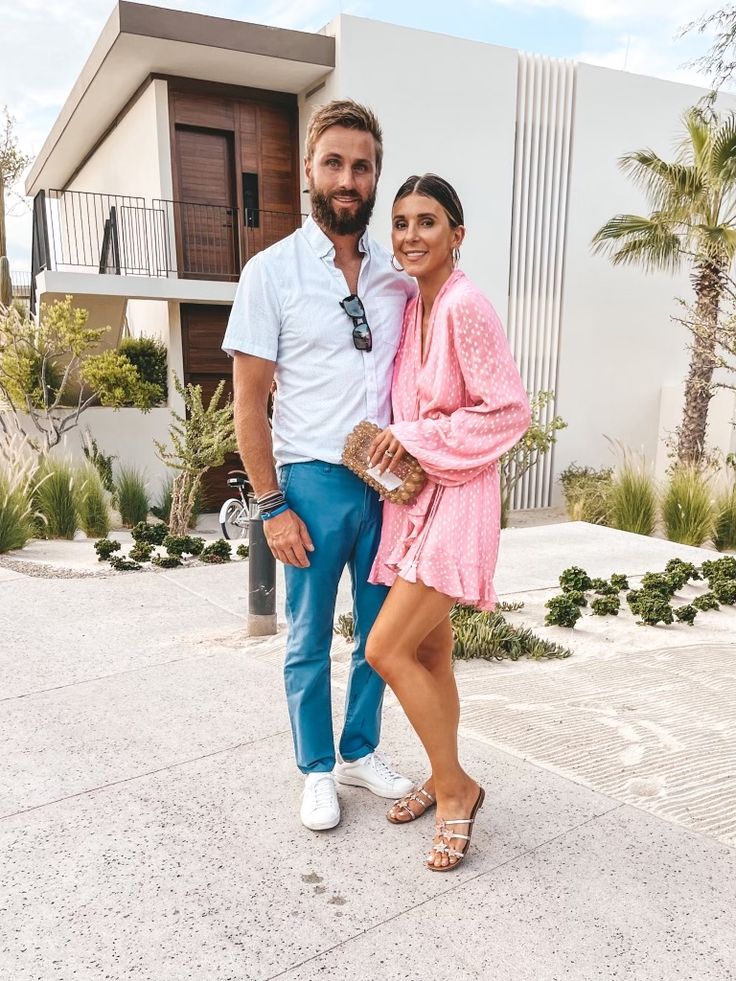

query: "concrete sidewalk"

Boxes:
[1, 523, 735, 980]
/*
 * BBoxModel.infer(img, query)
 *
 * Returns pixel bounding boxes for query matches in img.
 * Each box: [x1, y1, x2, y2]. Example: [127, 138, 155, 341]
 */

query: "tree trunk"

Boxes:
[676, 260, 725, 466]
[0, 179, 6, 258]
[169, 471, 202, 535]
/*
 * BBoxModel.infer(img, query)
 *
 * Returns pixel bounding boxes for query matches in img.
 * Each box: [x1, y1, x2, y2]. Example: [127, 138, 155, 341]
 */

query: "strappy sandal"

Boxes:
[387, 785, 436, 825]
[426, 786, 485, 872]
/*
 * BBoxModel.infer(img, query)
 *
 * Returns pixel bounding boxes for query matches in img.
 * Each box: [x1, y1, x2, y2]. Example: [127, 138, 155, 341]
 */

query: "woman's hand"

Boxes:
[368, 427, 407, 474]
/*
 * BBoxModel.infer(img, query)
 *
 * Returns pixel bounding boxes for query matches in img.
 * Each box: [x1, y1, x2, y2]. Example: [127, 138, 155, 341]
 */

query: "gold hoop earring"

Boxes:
[452, 247, 461, 268]
[391, 254, 404, 271]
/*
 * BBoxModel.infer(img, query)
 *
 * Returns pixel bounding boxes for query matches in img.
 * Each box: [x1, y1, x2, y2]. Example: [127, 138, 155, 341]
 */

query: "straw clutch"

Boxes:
[342, 420, 427, 505]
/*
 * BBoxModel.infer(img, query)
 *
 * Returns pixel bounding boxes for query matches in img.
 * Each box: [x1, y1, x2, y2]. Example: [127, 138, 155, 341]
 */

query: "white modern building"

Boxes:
[22, 1, 736, 507]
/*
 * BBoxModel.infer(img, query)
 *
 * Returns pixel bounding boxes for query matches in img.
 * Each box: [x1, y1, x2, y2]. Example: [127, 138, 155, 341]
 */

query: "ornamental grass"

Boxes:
[712, 483, 736, 552]
[114, 466, 149, 527]
[33, 458, 77, 539]
[0, 432, 39, 553]
[661, 464, 714, 547]
[77, 464, 111, 538]
[608, 451, 657, 537]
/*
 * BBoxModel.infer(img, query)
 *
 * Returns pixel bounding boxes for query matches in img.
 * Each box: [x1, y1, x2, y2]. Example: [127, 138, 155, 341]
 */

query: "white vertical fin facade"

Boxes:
[507, 53, 576, 509]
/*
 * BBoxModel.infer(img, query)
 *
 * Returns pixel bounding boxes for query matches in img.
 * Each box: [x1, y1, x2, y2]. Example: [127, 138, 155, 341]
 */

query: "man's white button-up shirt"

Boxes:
[222, 215, 415, 467]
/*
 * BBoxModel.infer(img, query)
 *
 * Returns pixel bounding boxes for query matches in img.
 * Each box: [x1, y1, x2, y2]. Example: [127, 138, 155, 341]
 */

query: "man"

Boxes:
[222, 99, 414, 831]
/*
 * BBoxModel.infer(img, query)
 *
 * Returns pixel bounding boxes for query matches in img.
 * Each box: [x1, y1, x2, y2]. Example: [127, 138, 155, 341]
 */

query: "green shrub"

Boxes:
[590, 577, 608, 591]
[119, 336, 167, 403]
[164, 534, 205, 557]
[109, 555, 141, 571]
[236, 543, 249, 559]
[152, 554, 181, 569]
[674, 604, 698, 625]
[77, 466, 110, 538]
[665, 558, 701, 584]
[591, 595, 620, 616]
[94, 538, 121, 561]
[661, 465, 714, 546]
[544, 595, 582, 628]
[640, 572, 677, 598]
[626, 589, 642, 614]
[712, 578, 736, 605]
[201, 539, 232, 562]
[635, 594, 674, 626]
[559, 566, 592, 593]
[566, 590, 588, 607]
[701, 556, 736, 585]
[712, 484, 736, 551]
[129, 542, 154, 563]
[451, 605, 572, 661]
[610, 573, 629, 592]
[114, 467, 149, 527]
[0, 478, 34, 553]
[34, 459, 78, 538]
[609, 456, 657, 536]
[559, 464, 613, 524]
[692, 592, 720, 612]
[131, 520, 168, 546]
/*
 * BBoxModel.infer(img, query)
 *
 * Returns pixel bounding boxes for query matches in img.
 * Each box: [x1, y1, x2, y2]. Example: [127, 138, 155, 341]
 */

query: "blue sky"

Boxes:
[0, 0, 716, 266]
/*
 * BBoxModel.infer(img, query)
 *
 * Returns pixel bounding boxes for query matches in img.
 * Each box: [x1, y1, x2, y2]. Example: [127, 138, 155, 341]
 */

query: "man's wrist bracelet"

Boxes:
[256, 490, 286, 516]
[261, 503, 290, 521]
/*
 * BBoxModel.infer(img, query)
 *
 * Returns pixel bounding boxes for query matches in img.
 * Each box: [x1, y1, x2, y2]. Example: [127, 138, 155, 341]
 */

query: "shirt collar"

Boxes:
[302, 214, 371, 259]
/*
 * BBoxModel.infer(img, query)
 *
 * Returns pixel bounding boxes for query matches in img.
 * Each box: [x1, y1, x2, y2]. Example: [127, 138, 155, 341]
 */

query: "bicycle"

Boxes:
[218, 470, 253, 540]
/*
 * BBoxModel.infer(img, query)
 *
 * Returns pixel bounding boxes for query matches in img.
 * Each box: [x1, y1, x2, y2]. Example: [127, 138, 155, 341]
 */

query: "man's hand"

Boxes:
[263, 508, 314, 568]
[368, 427, 407, 474]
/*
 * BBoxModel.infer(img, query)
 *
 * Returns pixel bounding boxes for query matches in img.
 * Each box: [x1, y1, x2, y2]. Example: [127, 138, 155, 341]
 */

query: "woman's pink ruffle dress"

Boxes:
[369, 270, 531, 610]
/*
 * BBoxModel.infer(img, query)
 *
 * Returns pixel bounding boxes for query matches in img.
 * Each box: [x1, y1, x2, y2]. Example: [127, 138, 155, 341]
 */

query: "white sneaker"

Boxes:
[335, 750, 414, 799]
[300, 772, 340, 831]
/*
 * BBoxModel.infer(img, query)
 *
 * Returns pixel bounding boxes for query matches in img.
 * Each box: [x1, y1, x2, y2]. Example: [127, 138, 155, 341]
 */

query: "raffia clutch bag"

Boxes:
[342, 420, 427, 505]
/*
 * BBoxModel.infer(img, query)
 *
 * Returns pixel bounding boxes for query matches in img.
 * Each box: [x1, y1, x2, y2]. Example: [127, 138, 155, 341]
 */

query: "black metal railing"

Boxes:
[31, 189, 306, 292]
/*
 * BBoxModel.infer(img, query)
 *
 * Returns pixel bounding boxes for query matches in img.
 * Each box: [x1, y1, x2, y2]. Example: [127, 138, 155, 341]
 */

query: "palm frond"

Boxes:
[592, 214, 682, 273]
[710, 112, 736, 183]
[619, 151, 704, 208]
[681, 107, 712, 170]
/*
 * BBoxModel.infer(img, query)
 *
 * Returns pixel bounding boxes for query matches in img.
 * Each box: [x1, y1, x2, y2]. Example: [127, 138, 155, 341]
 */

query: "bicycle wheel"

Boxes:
[219, 498, 249, 540]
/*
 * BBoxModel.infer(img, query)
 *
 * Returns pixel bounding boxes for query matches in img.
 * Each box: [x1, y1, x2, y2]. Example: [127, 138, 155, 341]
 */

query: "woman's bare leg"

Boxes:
[366, 578, 480, 868]
[386, 615, 456, 822]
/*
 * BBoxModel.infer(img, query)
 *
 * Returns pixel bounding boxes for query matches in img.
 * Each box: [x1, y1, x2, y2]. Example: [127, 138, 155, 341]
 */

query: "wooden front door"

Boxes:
[180, 303, 242, 510]
[174, 127, 238, 279]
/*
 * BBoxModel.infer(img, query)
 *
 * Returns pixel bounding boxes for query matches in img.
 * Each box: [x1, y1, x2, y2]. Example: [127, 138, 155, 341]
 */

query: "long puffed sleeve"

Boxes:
[390, 289, 531, 487]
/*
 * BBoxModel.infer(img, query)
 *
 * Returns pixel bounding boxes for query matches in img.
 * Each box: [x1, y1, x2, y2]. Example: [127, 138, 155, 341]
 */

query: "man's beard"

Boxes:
[310, 184, 376, 235]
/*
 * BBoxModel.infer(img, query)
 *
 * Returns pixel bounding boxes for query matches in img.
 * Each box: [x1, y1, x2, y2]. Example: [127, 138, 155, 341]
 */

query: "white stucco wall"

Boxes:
[67, 79, 170, 201]
[301, 16, 518, 319]
[555, 64, 736, 481]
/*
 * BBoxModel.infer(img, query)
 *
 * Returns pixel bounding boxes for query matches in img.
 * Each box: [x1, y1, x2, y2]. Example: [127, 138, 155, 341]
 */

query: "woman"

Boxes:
[365, 174, 531, 871]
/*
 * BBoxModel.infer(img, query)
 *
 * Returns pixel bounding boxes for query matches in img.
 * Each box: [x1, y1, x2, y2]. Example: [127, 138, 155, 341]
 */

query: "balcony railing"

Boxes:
[30, 189, 305, 300]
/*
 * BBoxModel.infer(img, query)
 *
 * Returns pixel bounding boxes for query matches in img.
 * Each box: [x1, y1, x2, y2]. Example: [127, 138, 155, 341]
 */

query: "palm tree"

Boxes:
[592, 107, 736, 466]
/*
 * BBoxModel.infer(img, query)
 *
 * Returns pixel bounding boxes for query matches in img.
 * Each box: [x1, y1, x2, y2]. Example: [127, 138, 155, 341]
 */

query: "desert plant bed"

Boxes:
[545, 556, 736, 628]
[334, 602, 572, 662]
[93, 523, 246, 572]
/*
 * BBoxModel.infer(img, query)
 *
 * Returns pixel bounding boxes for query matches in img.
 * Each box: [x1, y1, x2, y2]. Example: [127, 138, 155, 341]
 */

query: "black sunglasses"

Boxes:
[340, 294, 373, 352]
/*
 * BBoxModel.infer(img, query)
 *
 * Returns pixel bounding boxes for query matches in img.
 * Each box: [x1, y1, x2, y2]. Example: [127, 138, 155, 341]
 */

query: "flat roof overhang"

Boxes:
[25, 1, 335, 196]
[35, 270, 238, 304]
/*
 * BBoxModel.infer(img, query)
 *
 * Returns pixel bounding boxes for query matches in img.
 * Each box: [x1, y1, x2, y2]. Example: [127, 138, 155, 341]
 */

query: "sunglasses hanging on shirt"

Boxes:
[340, 294, 373, 352]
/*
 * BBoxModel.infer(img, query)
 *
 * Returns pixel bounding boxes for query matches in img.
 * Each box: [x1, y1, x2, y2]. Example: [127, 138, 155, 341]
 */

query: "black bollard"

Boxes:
[248, 496, 277, 636]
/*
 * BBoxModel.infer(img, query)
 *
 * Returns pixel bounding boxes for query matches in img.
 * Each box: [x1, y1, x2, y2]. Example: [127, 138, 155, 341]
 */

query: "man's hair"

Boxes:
[305, 99, 383, 176]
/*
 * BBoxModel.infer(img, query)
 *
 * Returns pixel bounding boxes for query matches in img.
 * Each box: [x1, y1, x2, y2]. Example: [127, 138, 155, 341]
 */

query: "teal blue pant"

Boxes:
[278, 461, 388, 773]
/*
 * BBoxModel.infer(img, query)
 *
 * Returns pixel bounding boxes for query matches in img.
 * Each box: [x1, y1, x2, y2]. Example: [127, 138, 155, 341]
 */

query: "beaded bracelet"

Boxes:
[261, 502, 290, 521]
